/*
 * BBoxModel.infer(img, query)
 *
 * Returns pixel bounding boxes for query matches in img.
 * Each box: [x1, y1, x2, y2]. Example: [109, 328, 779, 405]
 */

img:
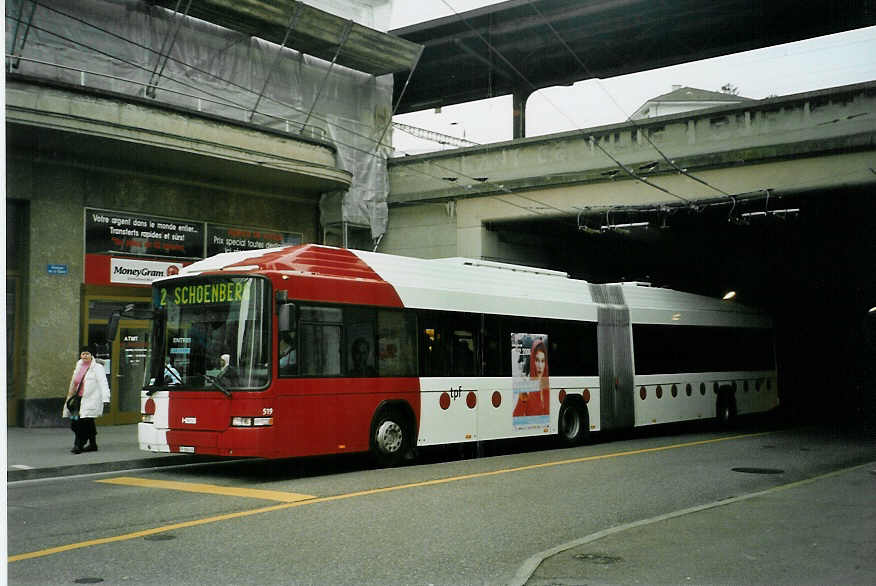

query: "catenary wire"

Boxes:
[12, 4, 855, 227]
[438, 0, 696, 207]
[11, 4, 583, 227]
[522, 0, 729, 199]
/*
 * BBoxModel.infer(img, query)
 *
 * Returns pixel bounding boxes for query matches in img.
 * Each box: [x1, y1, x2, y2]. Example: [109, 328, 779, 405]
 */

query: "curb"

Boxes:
[7, 455, 218, 482]
[509, 460, 876, 586]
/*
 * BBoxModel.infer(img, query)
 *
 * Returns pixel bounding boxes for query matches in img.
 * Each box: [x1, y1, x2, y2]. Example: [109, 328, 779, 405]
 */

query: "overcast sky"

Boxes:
[388, 2, 876, 154]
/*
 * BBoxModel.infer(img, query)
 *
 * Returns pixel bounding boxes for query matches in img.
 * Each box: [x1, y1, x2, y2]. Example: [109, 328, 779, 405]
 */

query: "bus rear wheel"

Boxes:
[716, 387, 737, 428]
[558, 401, 589, 446]
[371, 408, 409, 467]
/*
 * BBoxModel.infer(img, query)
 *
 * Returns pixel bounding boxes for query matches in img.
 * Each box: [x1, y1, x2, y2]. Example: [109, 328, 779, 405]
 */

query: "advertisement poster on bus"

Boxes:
[511, 333, 550, 430]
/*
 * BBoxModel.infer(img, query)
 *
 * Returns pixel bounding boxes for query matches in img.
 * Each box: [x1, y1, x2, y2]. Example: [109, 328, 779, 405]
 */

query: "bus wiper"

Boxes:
[203, 372, 231, 397]
[163, 362, 183, 385]
[144, 383, 170, 396]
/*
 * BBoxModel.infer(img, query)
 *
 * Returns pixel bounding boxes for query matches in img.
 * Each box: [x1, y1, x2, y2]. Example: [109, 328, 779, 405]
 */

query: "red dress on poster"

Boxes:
[513, 340, 550, 417]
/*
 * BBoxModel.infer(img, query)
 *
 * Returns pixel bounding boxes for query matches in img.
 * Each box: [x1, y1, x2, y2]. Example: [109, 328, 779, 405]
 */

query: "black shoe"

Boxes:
[83, 443, 98, 452]
[71, 447, 82, 454]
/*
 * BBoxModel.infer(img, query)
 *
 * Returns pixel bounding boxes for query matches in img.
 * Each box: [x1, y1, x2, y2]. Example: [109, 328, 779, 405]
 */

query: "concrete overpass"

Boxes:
[391, 0, 876, 137]
[385, 81, 876, 268]
[385, 80, 876, 419]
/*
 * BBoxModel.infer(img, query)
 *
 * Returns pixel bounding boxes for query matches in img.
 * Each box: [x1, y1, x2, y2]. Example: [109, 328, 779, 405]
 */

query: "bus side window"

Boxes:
[278, 329, 297, 376]
[418, 310, 480, 377]
[300, 324, 342, 376]
[297, 306, 343, 376]
[419, 311, 448, 377]
[483, 315, 506, 376]
[377, 309, 417, 377]
[278, 302, 297, 376]
[451, 327, 477, 376]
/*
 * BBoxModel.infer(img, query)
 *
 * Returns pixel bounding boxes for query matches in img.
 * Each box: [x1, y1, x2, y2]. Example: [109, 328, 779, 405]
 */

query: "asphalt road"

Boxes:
[8, 421, 876, 585]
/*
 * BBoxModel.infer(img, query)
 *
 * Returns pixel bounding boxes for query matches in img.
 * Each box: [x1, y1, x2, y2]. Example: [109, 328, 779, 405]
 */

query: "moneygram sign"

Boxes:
[110, 258, 183, 285]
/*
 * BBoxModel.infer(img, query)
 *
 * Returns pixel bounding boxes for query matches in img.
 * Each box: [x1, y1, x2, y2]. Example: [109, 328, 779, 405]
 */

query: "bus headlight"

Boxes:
[231, 416, 273, 427]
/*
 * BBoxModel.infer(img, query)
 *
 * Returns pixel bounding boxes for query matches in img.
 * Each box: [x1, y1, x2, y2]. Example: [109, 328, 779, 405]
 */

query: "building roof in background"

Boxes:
[647, 86, 755, 103]
[630, 85, 755, 119]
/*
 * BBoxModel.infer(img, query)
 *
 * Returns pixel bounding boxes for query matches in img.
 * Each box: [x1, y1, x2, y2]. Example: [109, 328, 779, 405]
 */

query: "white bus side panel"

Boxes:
[633, 371, 778, 426]
[735, 373, 780, 414]
[139, 390, 171, 452]
[417, 377, 600, 447]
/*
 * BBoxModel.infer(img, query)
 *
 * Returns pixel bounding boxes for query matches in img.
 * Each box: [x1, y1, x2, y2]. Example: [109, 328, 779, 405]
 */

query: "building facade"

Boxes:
[5, 0, 419, 426]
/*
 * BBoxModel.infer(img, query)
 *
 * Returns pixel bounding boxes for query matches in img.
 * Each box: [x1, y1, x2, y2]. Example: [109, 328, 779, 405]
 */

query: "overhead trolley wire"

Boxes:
[522, 0, 731, 200]
[437, 0, 696, 210]
[10, 2, 803, 233]
[6, 7, 573, 228]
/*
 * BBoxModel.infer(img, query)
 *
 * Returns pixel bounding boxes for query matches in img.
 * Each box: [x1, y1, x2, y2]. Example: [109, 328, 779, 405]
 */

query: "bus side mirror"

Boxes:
[107, 312, 121, 342]
[279, 303, 296, 332]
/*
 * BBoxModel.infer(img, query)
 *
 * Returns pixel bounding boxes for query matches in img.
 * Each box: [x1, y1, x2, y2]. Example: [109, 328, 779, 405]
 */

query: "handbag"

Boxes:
[66, 394, 82, 412]
[66, 377, 84, 412]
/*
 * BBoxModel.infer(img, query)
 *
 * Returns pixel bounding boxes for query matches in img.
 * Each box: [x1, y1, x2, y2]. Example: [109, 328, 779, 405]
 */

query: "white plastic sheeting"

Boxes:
[6, 0, 394, 240]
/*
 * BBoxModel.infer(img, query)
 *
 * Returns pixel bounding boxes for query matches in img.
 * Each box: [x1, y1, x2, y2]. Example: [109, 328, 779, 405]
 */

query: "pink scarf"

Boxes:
[72, 362, 90, 396]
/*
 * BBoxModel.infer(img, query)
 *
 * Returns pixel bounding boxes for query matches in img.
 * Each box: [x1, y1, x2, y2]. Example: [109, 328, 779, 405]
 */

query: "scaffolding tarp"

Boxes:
[6, 0, 404, 240]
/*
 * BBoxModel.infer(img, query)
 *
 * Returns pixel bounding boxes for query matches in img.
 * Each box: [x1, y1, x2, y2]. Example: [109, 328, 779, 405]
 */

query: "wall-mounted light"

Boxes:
[601, 221, 649, 232]
[741, 208, 800, 218]
[722, 291, 737, 301]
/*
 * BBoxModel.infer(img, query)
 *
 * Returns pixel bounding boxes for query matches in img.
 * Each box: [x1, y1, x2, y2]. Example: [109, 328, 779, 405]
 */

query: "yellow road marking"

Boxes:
[98, 477, 315, 503]
[10, 431, 769, 562]
[8, 502, 295, 562]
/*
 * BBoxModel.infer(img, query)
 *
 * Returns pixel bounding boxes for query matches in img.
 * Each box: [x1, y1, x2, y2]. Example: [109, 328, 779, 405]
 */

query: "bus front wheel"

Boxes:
[371, 408, 409, 467]
[558, 401, 589, 446]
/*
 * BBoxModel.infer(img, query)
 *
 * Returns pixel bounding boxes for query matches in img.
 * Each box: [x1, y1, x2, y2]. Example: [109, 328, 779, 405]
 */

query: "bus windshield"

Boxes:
[149, 276, 271, 391]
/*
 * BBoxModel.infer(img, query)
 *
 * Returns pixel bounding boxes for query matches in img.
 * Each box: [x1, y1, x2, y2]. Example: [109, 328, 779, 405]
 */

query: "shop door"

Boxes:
[100, 320, 151, 425]
[85, 296, 151, 425]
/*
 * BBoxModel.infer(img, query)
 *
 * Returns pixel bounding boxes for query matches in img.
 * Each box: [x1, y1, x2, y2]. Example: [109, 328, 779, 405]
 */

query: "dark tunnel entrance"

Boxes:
[486, 185, 876, 427]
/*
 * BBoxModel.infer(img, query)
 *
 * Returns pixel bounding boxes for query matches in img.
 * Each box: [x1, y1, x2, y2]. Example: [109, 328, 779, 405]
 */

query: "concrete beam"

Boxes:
[151, 0, 422, 75]
[6, 79, 352, 196]
[388, 82, 876, 206]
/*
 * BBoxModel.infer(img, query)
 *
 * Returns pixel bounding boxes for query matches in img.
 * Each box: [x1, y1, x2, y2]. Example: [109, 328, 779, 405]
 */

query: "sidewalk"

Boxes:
[521, 462, 876, 585]
[6, 423, 213, 481]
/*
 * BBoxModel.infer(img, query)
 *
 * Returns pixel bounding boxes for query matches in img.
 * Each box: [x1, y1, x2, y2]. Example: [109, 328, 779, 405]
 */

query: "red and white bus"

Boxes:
[133, 244, 778, 465]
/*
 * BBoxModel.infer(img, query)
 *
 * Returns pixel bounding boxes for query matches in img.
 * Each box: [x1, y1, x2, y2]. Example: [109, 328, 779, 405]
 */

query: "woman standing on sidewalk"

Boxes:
[62, 345, 111, 454]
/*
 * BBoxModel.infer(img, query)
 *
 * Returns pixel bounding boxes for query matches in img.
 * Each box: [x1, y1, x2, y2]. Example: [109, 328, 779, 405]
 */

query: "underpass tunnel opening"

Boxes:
[485, 185, 876, 426]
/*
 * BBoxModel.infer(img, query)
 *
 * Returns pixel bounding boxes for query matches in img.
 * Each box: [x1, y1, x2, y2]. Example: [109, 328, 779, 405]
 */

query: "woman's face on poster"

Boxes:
[533, 349, 546, 378]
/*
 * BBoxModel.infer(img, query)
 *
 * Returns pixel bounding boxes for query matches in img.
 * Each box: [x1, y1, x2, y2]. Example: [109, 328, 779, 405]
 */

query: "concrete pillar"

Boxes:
[512, 89, 530, 139]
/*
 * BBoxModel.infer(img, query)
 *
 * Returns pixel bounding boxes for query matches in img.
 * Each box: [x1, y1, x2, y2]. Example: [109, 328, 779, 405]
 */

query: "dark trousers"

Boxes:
[71, 418, 97, 448]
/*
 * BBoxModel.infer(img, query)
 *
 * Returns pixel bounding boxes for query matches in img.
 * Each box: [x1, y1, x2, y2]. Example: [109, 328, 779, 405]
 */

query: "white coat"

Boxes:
[62, 358, 111, 419]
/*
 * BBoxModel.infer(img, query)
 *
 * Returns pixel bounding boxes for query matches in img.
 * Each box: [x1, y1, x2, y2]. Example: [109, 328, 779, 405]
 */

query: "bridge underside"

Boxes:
[487, 182, 875, 423]
[385, 82, 876, 424]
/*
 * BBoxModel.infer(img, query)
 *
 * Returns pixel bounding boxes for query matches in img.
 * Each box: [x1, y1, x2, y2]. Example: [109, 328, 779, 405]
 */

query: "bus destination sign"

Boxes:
[157, 280, 246, 307]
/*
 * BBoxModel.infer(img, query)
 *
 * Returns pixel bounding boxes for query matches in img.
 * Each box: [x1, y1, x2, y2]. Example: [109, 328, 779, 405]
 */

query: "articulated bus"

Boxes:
[132, 244, 778, 465]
